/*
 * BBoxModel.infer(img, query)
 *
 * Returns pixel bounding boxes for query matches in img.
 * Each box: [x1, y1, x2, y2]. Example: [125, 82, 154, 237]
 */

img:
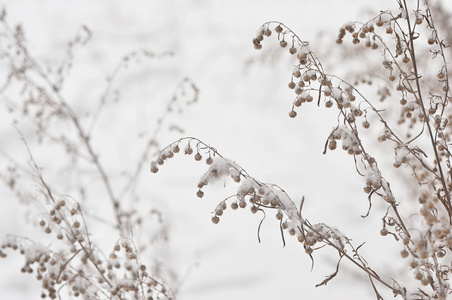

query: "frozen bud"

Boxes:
[172, 145, 180, 153]
[328, 140, 337, 150]
[196, 190, 204, 198]
[232, 175, 241, 183]
[212, 216, 220, 224]
[197, 181, 207, 188]
[150, 162, 159, 173]
[184, 146, 193, 155]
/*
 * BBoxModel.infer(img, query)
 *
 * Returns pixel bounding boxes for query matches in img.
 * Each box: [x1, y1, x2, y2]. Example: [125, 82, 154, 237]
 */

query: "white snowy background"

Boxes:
[0, 0, 428, 299]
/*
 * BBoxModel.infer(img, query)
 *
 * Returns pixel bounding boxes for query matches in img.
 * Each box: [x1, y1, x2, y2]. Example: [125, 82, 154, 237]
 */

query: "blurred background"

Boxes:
[0, 0, 437, 299]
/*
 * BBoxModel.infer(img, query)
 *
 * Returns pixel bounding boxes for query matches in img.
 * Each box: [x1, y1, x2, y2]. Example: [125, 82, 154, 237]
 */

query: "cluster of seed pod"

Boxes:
[151, 138, 350, 258]
[253, 21, 367, 124]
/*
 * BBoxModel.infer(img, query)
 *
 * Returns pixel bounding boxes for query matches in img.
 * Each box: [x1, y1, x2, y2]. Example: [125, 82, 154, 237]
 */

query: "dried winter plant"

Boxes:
[0, 8, 198, 300]
[152, 1, 452, 299]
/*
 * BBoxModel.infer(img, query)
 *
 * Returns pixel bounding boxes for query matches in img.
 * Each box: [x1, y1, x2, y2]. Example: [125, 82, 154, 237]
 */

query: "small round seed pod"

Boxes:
[371, 43, 378, 50]
[328, 140, 337, 150]
[251, 206, 259, 214]
[276, 211, 283, 220]
[150, 163, 159, 173]
[289, 47, 297, 54]
[194, 153, 202, 161]
[380, 228, 388, 236]
[275, 25, 283, 33]
[196, 190, 204, 198]
[211, 216, 220, 224]
[428, 38, 435, 45]
[386, 27, 393, 34]
[362, 121, 370, 129]
[184, 146, 193, 155]
[239, 201, 247, 208]
[376, 19, 384, 27]
[206, 157, 213, 165]
[415, 17, 423, 25]
[280, 40, 288, 48]
[264, 29, 272, 37]
[289, 110, 297, 118]
[336, 39, 343, 45]
[288, 81, 296, 89]
[254, 43, 262, 50]
[231, 202, 238, 210]
[325, 100, 333, 108]
[172, 145, 180, 153]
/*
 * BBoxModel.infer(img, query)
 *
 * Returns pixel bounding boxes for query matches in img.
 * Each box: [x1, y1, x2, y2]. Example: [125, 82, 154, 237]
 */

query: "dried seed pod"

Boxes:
[280, 40, 288, 48]
[289, 110, 297, 118]
[211, 216, 220, 224]
[184, 146, 193, 155]
[196, 190, 204, 198]
[275, 25, 283, 33]
[289, 47, 297, 54]
[194, 153, 202, 161]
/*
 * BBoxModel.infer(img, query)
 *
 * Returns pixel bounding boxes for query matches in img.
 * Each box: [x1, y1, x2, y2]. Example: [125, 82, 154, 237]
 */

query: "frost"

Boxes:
[25, 243, 48, 264]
